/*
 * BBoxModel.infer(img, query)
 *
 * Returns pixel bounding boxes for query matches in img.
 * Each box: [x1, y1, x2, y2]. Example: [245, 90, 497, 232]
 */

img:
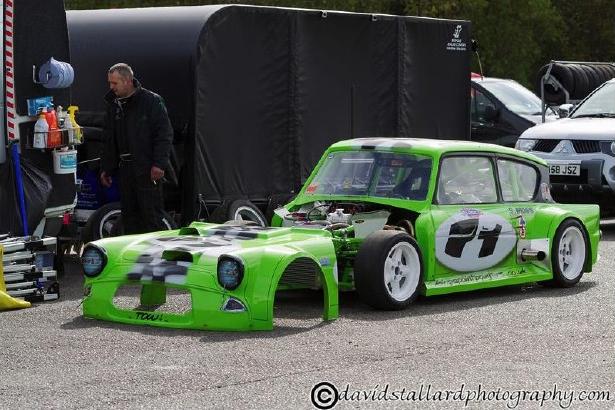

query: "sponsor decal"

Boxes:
[507, 207, 534, 216]
[516, 215, 527, 239]
[453, 24, 462, 39]
[460, 208, 481, 217]
[433, 267, 527, 287]
[319, 257, 331, 267]
[435, 211, 516, 272]
[135, 312, 165, 322]
[306, 184, 317, 194]
[446, 25, 467, 51]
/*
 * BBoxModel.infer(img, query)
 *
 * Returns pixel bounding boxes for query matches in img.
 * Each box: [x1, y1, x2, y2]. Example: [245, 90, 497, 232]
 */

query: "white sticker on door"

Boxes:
[435, 210, 516, 272]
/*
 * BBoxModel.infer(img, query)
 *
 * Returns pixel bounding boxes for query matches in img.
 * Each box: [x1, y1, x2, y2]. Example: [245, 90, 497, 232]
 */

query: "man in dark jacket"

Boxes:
[100, 63, 173, 234]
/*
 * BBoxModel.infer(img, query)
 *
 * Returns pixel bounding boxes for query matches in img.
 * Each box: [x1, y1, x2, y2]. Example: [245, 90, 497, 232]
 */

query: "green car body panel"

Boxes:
[83, 138, 600, 330]
[83, 225, 340, 331]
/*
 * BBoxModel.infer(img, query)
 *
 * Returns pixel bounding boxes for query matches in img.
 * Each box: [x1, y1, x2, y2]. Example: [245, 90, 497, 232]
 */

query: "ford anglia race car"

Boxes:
[81, 138, 600, 331]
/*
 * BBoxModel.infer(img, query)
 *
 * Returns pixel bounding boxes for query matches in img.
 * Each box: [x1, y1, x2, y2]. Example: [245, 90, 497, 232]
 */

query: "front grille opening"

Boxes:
[113, 284, 192, 314]
[278, 258, 320, 288]
[572, 140, 600, 153]
[534, 139, 560, 152]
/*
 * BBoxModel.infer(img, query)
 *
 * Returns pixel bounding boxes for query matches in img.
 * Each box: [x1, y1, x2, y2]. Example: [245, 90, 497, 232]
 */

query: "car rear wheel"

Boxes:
[112, 212, 176, 236]
[83, 202, 176, 242]
[550, 219, 588, 287]
[227, 199, 267, 227]
[354, 230, 422, 310]
[82, 202, 122, 243]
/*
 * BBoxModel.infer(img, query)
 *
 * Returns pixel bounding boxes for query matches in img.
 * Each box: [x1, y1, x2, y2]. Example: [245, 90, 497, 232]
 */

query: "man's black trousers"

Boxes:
[118, 161, 167, 234]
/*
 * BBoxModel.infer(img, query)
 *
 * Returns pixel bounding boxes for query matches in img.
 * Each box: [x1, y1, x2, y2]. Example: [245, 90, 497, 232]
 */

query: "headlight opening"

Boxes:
[515, 139, 536, 152]
[81, 245, 107, 277]
[217, 256, 244, 290]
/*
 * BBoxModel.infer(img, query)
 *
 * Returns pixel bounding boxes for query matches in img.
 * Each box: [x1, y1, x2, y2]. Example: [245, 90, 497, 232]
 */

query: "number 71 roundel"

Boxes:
[435, 210, 517, 272]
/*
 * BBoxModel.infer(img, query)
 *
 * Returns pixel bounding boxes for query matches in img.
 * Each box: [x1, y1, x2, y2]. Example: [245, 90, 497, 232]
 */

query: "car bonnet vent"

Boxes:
[179, 227, 200, 235]
[161, 250, 193, 263]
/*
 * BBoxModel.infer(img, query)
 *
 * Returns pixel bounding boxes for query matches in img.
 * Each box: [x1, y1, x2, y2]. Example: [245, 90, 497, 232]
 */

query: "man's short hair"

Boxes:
[108, 63, 134, 80]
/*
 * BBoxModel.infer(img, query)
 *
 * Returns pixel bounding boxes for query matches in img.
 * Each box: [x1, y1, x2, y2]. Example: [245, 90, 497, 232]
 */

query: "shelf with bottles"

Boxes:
[26, 127, 84, 150]
[27, 104, 83, 150]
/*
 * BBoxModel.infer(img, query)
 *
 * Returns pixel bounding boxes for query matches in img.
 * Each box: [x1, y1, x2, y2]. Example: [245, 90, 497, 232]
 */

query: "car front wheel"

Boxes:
[354, 230, 423, 310]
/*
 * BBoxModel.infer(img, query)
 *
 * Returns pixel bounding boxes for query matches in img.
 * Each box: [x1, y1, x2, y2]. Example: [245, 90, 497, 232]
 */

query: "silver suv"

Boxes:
[516, 78, 615, 214]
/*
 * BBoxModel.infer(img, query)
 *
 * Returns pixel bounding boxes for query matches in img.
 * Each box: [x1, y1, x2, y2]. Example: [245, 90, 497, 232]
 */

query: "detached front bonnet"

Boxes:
[82, 223, 340, 331]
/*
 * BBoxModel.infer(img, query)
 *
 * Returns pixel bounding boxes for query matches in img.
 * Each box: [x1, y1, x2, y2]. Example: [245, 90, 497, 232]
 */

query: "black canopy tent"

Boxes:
[67, 5, 471, 224]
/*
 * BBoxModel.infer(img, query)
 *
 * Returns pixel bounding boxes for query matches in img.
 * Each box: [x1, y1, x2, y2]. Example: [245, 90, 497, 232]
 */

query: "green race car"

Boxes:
[81, 138, 600, 331]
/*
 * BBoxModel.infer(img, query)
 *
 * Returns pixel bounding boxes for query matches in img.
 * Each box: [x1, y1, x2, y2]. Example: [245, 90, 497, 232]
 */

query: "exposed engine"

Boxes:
[275, 201, 416, 238]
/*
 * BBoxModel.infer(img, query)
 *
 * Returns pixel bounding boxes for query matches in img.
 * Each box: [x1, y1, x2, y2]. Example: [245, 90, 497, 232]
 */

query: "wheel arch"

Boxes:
[248, 247, 339, 326]
[549, 215, 593, 272]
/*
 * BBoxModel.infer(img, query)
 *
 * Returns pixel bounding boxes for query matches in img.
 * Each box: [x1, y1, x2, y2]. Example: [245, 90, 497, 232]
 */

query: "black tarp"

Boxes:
[0, 150, 52, 235]
[67, 5, 471, 224]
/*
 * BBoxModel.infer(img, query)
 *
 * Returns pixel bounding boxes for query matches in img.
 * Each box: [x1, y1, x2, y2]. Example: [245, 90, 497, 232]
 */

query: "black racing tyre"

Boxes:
[596, 64, 611, 84]
[223, 220, 260, 226]
[596, 65, 611, 85]
[354, 230, 423, 310]
[536, 63, 574, 105]
[265, 194, 296, 225]
[112, 210, 177, 236]
[568, 64, 590, 99]
[82, 202, 123, 243]
[603, 64, 615, 80]
[226, 199, 267, 227]
[548, 219, 589, 287]
[594, 65, 610, 84]
[83, 202, 176, 242]
[581, 65, 601, 93]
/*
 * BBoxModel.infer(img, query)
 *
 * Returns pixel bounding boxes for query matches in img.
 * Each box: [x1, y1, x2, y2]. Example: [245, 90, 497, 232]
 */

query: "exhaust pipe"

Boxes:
[521, 249, 546, 262]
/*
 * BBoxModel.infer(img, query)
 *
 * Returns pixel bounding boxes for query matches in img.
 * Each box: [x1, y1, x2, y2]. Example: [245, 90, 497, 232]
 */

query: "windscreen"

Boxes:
[305, 151, 432, 200]
[571, 82, 615, 118]
[481, 80, 553, 116]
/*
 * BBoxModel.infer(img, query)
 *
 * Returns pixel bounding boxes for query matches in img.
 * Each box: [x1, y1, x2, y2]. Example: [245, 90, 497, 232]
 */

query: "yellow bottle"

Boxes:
[67, 105, 82, 143]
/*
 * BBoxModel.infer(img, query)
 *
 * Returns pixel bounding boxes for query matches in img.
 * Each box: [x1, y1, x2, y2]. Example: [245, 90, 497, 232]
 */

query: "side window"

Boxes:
[497, 159, 538, 201]
[471, 87, 496, 123]
[437, 156, 498, 204]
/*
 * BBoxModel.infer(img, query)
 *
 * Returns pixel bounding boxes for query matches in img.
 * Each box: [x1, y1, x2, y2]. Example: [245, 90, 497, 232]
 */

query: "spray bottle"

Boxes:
[33, 109, 49, 149]
[67, 106, 82, 143]
[56, 105, 72, 143]
[45, 104, 61, 147]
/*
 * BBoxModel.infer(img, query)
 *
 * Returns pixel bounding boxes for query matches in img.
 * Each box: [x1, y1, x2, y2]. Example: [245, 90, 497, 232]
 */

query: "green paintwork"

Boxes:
[83, 224, 339, 331]
[83, 138, 600, 331]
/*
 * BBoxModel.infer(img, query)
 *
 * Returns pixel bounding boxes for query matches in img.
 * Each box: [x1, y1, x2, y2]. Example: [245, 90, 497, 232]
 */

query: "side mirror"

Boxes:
[483, 105, 499, 121]
[557, 103, 574, 118]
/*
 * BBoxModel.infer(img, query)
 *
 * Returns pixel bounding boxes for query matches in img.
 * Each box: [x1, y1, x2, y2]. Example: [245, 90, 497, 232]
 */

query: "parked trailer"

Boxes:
[67, 5, 472, 232]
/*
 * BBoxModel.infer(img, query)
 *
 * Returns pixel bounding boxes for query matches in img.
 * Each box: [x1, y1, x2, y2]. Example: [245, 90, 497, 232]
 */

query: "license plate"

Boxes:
[549, 163, 580, 176]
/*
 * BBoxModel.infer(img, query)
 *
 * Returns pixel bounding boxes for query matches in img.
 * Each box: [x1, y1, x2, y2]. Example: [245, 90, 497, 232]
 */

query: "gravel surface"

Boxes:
[2, 223, 614, 409]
